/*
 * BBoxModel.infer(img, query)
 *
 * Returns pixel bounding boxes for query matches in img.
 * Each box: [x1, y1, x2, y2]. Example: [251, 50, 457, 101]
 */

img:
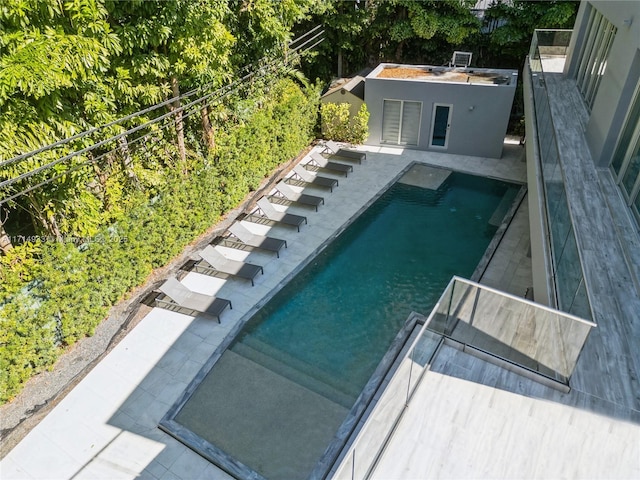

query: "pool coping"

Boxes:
[157, 164, 416, 479]
[158, 163, 525, 480]
[472, 184, 528, 283]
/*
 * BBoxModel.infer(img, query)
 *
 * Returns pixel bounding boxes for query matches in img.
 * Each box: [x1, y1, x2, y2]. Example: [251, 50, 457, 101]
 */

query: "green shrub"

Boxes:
[321, 102, 369, 144]
[0, 77, 320, 403]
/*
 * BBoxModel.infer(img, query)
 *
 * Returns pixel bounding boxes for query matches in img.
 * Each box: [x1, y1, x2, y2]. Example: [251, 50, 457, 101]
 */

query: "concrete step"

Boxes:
[232, 338, 357, 408]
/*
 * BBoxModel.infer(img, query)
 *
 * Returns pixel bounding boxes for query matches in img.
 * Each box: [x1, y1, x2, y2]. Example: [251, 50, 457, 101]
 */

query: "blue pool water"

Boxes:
[233, 174, 513, 398]
[168, 171, 518, 479]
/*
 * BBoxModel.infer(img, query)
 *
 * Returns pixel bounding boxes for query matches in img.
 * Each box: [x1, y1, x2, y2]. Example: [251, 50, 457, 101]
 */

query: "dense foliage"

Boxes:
[321, 102, 369, 144]
[0, 0, 320, 402]
[302, 0, 578, 78]
[302, 0, 481, 79]
[0, 0, 579, 403]
[0, 76, 319, 402]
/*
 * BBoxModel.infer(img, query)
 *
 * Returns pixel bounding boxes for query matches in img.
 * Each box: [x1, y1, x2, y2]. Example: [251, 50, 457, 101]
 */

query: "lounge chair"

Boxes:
[197, 245, 263, 286]
[157, 277, 232, 322]
[256, 197, 307, 232]
[309, 152, 353, 177]
[228, 222, 287, 257]
[323, 140, 366, 163]
[292, 165, 339, 192]
[273, 182, 324, 212]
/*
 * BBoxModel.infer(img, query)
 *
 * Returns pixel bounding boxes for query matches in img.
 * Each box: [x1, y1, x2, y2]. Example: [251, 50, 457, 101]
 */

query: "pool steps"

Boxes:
[232, 337, 358, 408]
[489, 186, 519, 226]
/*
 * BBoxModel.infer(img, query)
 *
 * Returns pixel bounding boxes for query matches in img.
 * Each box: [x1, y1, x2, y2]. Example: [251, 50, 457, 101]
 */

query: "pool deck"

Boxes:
[1, 143, 538, 480]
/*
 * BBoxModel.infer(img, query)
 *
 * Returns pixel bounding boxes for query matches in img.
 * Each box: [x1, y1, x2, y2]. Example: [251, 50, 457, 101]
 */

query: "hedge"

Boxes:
[0, 78, 320, 403]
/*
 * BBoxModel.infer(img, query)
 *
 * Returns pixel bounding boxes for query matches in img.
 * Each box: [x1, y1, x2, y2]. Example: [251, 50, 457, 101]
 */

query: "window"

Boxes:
[612, 86, 640, 225]
[612, 85, 640, 175]
[621, 141, 640, 199]
[381, 100, 421, 145]
[574, 7, 616, 110]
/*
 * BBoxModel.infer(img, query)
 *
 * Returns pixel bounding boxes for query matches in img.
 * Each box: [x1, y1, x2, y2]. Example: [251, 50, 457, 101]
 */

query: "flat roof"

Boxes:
[368, 63, 517, 86]
[322, 75, 366, 100]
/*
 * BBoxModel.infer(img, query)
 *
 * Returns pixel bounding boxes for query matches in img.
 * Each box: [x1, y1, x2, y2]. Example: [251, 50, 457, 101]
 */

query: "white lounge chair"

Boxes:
[309, 152, 353, 176]
[157, 277, 232, 322]
[274, 181, 324, 211]
[292, 165, 339, 192]
[228, 222, 287, 257]
[323, 140, 366, 163]
[256, 197, 307, 231]
[198, 245, 263, 286]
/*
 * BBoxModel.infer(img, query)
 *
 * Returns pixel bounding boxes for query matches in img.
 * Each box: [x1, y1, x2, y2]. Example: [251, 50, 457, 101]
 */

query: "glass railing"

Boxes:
[528, 29, 593, 320]
[429, 277, 595, 383]
[332, 276, 595, 479]
[530, 29, 572, 60]
[332, 326, 442, 480]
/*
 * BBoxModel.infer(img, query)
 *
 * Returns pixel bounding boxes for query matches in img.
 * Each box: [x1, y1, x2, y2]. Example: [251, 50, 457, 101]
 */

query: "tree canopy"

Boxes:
[480, 0, 578, 66]
[0, 0, 580, 402]
[0, 0, 313, 243]
[302, 0, 578, 78]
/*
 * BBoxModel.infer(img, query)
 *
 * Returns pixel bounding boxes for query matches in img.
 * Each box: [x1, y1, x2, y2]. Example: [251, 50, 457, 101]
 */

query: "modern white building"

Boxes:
[2, 2, 638, 479]
[332, 1, 640, 477]
[364, 63, 518, 158]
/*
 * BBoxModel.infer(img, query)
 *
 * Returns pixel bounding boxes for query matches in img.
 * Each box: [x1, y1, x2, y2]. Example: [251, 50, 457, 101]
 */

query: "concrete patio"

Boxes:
[1, 143, 536, 480]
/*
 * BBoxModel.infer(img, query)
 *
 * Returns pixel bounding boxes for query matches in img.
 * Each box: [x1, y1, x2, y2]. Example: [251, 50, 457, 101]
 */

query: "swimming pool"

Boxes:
[161, 169, 519, 479]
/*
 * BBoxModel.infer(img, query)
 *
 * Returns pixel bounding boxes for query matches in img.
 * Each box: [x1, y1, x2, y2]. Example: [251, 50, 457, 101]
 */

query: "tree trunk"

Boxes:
[337, 49, 343, 78]
[118, 136, 139, 186]
[26, 193, 62, 240]
[0, 210, 12, 253]
[200, 105, 216, 151]
[395, 40, 405, 62]
[170, 75, 187, 172]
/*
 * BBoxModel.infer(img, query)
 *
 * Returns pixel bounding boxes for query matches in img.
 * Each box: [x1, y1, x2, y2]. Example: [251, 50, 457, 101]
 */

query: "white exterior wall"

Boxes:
[566, 1, 640, 167]
[364, 64, 518, 159]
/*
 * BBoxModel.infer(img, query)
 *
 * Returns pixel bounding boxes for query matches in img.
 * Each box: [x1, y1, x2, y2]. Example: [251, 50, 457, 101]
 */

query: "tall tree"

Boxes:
[228, 0, 313, 67]
[482, 0, 578, 66]
[369, 0, 481, 65]
[302, 0, 481, 80]
[106, 0, 235, 164]
[0, 210, 12, 253]
[302, 0, 371, 79]
[0, 0, 120, 239]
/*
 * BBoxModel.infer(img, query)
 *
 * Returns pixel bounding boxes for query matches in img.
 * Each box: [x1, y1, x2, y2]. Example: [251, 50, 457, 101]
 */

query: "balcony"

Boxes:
[332, 276, 595, 479]
[527, 29, 593, 319]
[529, 29, 572, 73]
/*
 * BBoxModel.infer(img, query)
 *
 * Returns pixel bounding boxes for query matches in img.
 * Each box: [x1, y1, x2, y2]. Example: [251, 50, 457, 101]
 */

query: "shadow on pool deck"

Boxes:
[1, 141, 534, 480]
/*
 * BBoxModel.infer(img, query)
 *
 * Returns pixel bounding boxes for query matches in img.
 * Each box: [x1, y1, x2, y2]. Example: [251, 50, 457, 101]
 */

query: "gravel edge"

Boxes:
[0, 149, 308, 459]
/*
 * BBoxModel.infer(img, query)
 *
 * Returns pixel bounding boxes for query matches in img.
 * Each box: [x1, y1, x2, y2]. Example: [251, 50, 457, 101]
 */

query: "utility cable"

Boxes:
[0, 37, 323, 205]
[0, 25, 323, 169]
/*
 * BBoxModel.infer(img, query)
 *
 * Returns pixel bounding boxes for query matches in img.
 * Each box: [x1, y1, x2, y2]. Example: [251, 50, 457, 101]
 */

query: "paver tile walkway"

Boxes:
[1, 144, 528, 479]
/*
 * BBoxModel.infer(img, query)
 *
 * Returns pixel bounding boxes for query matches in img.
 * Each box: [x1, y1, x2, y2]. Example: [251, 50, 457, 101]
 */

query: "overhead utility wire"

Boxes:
[0, 72, 253, 190]
[0, 131, 165, 207]
[0, 49, 319, 205]
[0, 33, 324, 192]
[0, 25, 324, 170]
[2, 25, 325, 172]
[0, 30, 325, 193]
[0, 105, 208, 207]
[0, 83, 205, 170]
[0, 37, 324, 205]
